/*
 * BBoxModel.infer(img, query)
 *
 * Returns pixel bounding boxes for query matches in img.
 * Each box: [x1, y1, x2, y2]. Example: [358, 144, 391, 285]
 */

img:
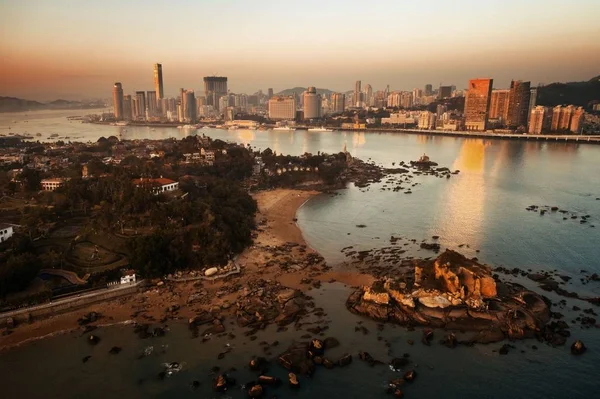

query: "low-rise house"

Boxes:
[120, 270, 136, 284]
[41, 177, 69, 191]
[132, 177, 179, 194]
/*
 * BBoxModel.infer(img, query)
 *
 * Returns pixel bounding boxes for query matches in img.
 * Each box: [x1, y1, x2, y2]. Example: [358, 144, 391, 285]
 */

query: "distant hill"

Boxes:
[0, 96, 45, 112]
[537, 76, 600, 109]
[0, 96, 104, 113]
[276, 87, 335, 97]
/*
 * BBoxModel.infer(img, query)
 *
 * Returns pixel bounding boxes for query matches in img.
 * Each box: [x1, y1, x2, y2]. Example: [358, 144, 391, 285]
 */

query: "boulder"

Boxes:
[421, 329, 434, 346]
[205, 267, 218, 277]
[337, 353, 352, 367]
[278, 342, 315, 376]
[418, 294, 452, 309]
[403, 370, 416, 382]
[88, 334, 101, 345]
[247, 383, 263, 397]
[249, 357, 268, 371]
[571, 340, 586, 355]
[323, 337, 340, 350]
[288, 373, 300, 389]
[258, 375, 280, 386]
[322, 358, 335, 369]
[308, 338, 324, 357]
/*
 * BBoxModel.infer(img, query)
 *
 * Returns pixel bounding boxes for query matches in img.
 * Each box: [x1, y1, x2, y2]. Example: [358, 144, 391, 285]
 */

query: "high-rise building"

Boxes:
[570, 107, 585, 134]
[506, 80, 531, 128]
[268, 88, 274, 99]
[400, 92, 413, 108]
[331, 92, 345, 114]
[112, 82, 124, 120]
[354, 80, 362, 107]
[147, 91, 158, 118]
[489, 89, 510, 121]
[424, 84, 433, 96]
[528, 106, 550, 134]
[464, 78, 493, 131]
[528, 87, 538, 124]
[135, 91, 146, 120]
[184, 90, 196, 122]
[268, 96, 297, 120]
[123, 95, 133, 121]
[551, 105, 574, 131]
[439, 86, 452, 99]
[364, 84, 373, 107]
[204, 76, 228, 109]
[303, 87, 321, 119]
[153, 63, 164, 99]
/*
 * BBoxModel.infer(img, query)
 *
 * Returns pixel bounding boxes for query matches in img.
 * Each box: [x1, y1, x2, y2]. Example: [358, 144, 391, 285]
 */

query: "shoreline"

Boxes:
[0, 188, 373, 352]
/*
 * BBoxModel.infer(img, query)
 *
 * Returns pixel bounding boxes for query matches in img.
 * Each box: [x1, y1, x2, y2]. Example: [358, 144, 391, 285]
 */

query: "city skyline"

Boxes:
[2, 0, 600, 101]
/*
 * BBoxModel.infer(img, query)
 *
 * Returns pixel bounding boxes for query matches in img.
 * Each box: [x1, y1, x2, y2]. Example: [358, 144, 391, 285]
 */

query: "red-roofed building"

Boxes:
[132, 177, 179, 194]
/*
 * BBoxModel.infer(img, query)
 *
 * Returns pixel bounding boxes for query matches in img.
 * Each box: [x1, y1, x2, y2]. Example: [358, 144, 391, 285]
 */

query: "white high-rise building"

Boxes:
[303, 87, 321, 119]
[268, 96, 297, 120]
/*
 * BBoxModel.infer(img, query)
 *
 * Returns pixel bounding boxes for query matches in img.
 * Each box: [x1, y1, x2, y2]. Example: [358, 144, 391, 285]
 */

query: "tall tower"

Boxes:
[303, 86, 321, 119]
[506, 80, 531, 129]
[112, 82, 124, 120]
[153, 63, 164, 99]
[464, 78, 493, 131]
[354, 80, 362, 107]
[135, 91, 146, 120]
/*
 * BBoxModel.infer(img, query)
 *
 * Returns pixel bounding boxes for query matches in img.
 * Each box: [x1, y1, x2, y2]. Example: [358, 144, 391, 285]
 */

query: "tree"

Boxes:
[0, 253, 41, 298]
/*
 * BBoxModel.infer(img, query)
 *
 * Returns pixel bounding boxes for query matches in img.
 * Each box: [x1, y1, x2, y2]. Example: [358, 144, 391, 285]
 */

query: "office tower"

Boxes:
[268, 96, 297, 120]
[528, 106, 551, 134]
[153, 63, 164, 99]
[123, 95, 133, 121]
[506, 80, 531, 128]
[204, 76, 228, 109]
[400, 92, 413, 108]
[331, 92, 345, 113]
[112, 82, 124, 120]
[135, 91, 146, 120]
[354, 80, 362, 107]
[218, 96, 229, 113]
[132, 97, 139, 119]
[570, 107, 585, 134]
[528, 87, 538, 124]
[439, 85, 452, 99]
[489, 89, 510, 120]
[424, 84, 433, 96]
[303, 87, 321, 119]
[364, 84, 373, 107]
[464, 78, 493, 131]
[268, 88, 274, 99]
[147, 91, 158, 118]
[184, 90, 196, 122]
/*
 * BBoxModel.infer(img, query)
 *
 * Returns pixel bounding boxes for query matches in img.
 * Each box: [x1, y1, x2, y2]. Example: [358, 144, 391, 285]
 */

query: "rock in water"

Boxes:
[308, 338, 324, 357]
[337, 353, 352, 367]
[88, 334, 100, 345]
[249, 357, 268, 371]
[403, 370, 417, 382]
[109, 346, 122, 354]
[247, 383, 263, 397]
[288, 373, 300, 389]
[422, 329, 434, 346]
[323, 337, 340, 350]
[441, 333, 457, 348]
[82, 355, 92, 363]
[258, 375, 280, 386]
[571, 340, 586, 355]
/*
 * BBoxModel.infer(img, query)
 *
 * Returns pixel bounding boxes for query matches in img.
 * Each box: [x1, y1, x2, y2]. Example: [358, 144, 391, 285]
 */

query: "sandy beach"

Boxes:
[0, 188, 374, 351]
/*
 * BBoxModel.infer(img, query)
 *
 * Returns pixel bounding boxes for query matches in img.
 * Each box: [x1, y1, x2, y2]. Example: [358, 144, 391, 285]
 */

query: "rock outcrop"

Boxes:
[346, 250, 551, 343]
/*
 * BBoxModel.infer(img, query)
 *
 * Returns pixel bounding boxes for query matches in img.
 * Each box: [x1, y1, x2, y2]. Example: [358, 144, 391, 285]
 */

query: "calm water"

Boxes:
[1, 109, 599, 398]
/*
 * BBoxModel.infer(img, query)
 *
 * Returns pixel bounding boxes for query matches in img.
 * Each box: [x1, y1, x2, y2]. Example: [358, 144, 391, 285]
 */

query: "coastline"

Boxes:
[0, 188, 373, 352]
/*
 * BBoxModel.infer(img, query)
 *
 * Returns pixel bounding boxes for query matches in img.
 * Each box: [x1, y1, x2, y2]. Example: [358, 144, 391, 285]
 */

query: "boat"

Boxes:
[273, 126, 295, 131]
[49, 133, 59, 138]
[308, 126, 333, 132]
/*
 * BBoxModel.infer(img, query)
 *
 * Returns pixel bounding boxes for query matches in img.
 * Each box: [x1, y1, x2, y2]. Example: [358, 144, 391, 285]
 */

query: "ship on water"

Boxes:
[308, 126, 332, 132]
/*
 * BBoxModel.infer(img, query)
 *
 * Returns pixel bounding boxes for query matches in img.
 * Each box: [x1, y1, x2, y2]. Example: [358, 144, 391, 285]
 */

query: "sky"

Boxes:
[1, 0, 599, 101]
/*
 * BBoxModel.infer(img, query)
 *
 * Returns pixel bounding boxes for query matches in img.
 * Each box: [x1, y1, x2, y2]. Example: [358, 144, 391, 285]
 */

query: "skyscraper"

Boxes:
[364, 84, 373, 107]
[112, 82, 124, 120]
[153, 63, 164, 99]
[528, 87, 538, 124]
[424, 84, 433, 96]
[506, 80, 531, 128]
[135, 91, 146, 120]
[331, 93, 345, 114]
[354, 80, 362, 107]
[439, 86, 452, 99]
[489, 89, 510, 120]
[268, 88, 274, 99]
[184, 90, 196, 122]
[464, 78, 493, 131]
[528, 106, 550, 134]
[303, 87, 321, 119]
[147, 91, 158, 118]
[204, 76, 228, 110]
[123, 95, 133, 121]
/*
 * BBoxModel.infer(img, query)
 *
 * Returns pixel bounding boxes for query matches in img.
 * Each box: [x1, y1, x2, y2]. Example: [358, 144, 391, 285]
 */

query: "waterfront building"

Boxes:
[112, 82, 124, 120]
[528, 87, 538, 124]
[146, 90, 158, 118]
[464, 78, 493, 131]
[412, 88, 423, 104]
[218, 96, 229, 114]
[381, 112, 418, 126]
[354, 80, 362, 107]
[551, 105, 572, 131]
[528, 106, 550, 134]
[133, 177, 179, 194]
[436, 105, 447, 120]
[364, 84, 373, 107]
[153, 63, 164, 99]
[331, 92, 345, 113]
[489, 89, 510, 121]
[204, 76, 228, 109]
[135, 91, 146, 120]
[570, 107, 585, 134]
[506, 80, 531, 129]
[123, 95, 133, 120]
[400, 92, 413, 108]
[418, 111, 436, 129]
[268, 96, 297, 120]
[268, 96, 296, 120]
[303, 86, 321, 119]
[184, 90, 197, 122]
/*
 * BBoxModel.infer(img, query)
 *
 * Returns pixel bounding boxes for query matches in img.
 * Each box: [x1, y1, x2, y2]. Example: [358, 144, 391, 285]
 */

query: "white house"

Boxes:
[133, 177, 179, 194]
[120, 270, 136, 284]
[41, 178, 69, 191]
[0, 224, 14, 243]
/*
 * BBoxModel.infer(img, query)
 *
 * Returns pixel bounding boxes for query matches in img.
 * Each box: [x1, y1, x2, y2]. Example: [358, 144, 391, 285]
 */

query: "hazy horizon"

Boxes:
[1, 0, 599, 101]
